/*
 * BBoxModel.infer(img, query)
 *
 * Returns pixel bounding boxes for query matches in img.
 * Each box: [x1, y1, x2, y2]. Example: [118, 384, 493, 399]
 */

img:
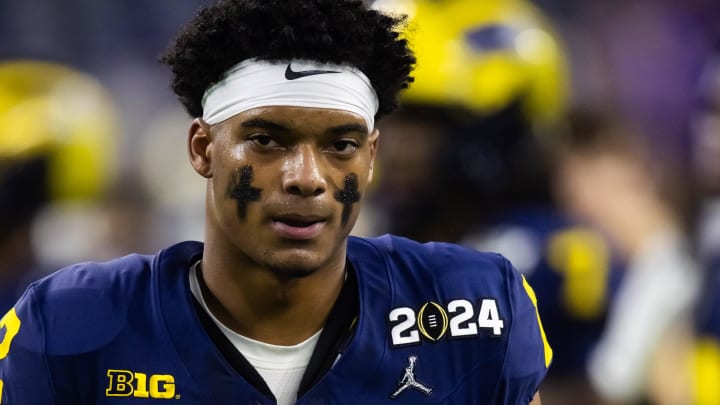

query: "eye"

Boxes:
[328, 139, 359, 155]
[249, 134, 282, 149]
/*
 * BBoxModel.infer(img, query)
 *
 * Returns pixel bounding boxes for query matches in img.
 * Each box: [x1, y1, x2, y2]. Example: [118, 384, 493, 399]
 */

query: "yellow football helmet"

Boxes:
[0, 60, 118, 201]
[374, 0, 569, 130]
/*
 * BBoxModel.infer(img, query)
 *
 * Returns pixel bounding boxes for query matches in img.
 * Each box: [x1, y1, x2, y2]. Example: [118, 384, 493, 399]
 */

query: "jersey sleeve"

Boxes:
[0, 285, 57, 403]
[494, 257, 552, 404]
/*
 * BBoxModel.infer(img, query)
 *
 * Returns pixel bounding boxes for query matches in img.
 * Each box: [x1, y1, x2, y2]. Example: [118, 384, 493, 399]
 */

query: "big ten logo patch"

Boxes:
[106, 370, 178, 399]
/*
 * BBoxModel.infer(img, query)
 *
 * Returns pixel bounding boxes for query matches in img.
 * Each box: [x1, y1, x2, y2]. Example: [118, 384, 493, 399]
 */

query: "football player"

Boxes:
[0, 0, 550, 403]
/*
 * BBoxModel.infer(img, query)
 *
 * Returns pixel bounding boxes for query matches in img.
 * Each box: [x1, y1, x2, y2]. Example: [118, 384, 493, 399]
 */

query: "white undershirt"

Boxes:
[189, 264, 321, 405]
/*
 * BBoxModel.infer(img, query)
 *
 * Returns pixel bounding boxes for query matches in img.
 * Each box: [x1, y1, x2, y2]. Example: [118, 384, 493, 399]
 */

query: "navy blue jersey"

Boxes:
[0, 235, 550, 404]
[696, 255, 720, 338]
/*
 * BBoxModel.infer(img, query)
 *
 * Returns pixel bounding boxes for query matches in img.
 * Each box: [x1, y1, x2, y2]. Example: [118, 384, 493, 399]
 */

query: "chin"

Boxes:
[269, 266, 318, 279]
[259, 249, 330, 279]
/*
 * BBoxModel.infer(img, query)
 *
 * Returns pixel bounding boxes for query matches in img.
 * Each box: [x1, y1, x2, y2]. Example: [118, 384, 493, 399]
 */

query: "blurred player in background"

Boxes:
[552, 108, 699, 405]
[0, 60, 118, 313]
[369, 1, 622, 403]
[670, 47, 720, 405]
[371, 0, 566, 241]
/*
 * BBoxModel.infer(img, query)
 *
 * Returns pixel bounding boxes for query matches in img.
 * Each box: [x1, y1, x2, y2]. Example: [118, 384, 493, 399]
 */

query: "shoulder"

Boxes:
[10, 253, 153, 355]
[350, 233, 509, 265]
[10, 241, 202, 355]
[25, 240, 203, 303]
[32, 252, 152, 294]
[349, 234, 514, 289]
[350, 234, 551, 364]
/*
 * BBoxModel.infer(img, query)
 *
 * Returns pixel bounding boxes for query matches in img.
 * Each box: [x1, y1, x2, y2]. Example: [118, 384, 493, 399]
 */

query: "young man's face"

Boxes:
[191, 106, 378, 277]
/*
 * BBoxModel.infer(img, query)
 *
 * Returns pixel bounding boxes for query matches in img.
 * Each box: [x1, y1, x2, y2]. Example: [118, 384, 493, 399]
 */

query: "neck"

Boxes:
[200, 233, 347, 346]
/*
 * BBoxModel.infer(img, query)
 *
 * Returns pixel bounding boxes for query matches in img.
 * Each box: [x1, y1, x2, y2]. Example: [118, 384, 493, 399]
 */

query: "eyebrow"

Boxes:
[240, 118, 368, 137]
[241, 118, 290, 132]
[326, 123, 369, 136]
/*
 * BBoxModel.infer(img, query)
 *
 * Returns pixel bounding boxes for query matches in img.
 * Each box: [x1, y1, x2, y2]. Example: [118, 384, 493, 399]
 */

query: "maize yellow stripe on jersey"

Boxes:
[693, 338, 720, 405]
[521, 276, 553, 368]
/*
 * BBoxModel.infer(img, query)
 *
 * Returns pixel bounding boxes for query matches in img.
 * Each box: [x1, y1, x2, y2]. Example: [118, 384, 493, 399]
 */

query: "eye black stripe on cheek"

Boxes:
[334, 173, 361, 226]
[227, 165, 262, 220]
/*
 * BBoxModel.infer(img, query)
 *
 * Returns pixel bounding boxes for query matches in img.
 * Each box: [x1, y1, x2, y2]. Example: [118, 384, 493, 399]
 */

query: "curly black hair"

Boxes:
[161, 0, 415, 120]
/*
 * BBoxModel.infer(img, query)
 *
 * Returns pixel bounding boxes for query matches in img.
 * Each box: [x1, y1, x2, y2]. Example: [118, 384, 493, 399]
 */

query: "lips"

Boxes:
[271, 214, 327, 240]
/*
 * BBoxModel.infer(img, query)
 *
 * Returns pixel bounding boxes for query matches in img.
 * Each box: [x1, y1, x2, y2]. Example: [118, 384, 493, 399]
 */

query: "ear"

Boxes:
[367, 128, 380, 183]
[188, 118, 213, 178]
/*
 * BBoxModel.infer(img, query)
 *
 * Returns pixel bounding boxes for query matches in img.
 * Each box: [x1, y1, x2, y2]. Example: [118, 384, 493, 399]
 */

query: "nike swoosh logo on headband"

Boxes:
[284, 64, 341, 80]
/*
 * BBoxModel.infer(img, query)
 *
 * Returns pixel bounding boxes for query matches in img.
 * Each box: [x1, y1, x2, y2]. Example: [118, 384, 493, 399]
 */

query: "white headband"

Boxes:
[201, 59, 379, 129]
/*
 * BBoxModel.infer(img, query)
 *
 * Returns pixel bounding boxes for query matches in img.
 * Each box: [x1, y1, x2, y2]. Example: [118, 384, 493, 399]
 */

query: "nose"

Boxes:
[281, 144, 327, 196]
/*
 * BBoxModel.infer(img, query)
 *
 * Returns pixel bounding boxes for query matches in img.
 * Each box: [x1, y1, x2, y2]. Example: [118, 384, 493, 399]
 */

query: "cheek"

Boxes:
[352, 169, 370, 188]
[212, 144, 257, 188]
[353, 154, 375, 180]
[217, 142, 251, 165]
[226, 165, 263, 218]
[210, 147, 264, 208]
